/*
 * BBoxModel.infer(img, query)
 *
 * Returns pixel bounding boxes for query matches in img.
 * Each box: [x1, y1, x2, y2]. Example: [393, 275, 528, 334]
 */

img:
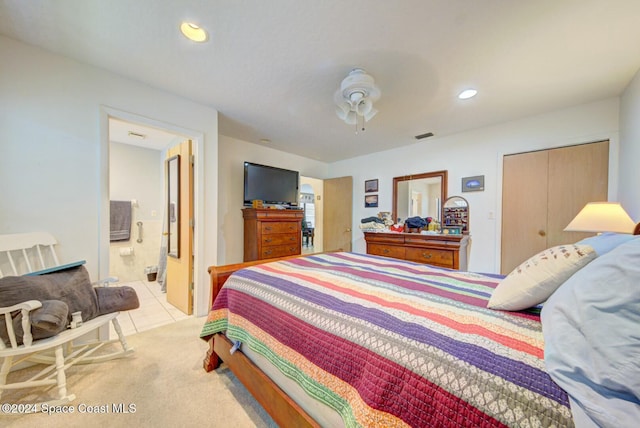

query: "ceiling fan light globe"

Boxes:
[364, 107, 378, 121]
[335, 102, 350, 120]
[356, 99, 373, 116]
[345, 111, 357, 125]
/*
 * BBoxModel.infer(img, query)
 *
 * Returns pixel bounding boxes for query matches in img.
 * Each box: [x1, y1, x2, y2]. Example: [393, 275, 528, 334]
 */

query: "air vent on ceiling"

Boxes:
[414, 132, 434, 140]
[128, 131, 146, 139]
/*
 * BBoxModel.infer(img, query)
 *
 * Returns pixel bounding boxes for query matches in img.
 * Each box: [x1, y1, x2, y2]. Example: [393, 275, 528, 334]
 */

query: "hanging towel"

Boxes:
[110, 200, 132, 241]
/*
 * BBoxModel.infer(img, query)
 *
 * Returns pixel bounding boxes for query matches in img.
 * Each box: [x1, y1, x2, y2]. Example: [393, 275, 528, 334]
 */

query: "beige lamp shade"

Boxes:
[564, 202, 636, 234]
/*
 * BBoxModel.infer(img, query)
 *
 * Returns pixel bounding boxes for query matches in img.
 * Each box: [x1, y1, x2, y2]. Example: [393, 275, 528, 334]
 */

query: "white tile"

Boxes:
[115, 277, 191, 334]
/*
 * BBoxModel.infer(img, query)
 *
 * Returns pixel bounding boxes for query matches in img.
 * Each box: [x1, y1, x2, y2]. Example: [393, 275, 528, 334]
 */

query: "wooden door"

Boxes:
[501, 150, 549, 274]
[323, 176, 353, 252]
[166, 140, 193, 315]
[501, 141, 609, 274]
[547, 141, 609, 247]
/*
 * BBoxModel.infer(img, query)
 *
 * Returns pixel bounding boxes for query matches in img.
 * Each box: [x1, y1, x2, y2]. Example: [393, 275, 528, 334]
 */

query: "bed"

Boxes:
[200, 232, 640, 427]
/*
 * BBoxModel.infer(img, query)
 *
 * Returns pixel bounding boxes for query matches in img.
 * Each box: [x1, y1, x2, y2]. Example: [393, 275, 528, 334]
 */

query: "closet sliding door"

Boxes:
[501, 140, 609, 274]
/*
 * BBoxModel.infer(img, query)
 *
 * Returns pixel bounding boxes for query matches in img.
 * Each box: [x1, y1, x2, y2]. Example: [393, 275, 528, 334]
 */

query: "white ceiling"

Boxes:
[2, 0, 640, 162]
[109, 118, 181, 151]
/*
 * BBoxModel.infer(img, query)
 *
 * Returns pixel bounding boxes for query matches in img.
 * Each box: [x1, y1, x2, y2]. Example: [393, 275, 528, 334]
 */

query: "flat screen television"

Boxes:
[243, 162, 299, 207]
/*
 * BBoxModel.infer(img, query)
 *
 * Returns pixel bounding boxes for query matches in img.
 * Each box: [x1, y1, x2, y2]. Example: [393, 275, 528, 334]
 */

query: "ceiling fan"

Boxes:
[334, 68, 381, 132]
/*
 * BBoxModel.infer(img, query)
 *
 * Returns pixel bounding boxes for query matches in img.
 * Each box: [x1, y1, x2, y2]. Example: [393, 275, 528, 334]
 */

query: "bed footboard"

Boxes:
[203, 253, 332, 426]
[203, 252, 332, 372]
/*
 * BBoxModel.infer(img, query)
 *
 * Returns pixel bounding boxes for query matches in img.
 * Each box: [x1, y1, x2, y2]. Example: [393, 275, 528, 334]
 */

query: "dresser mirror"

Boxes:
[392, 170, 448, 225]
[442, 196, 469, 234]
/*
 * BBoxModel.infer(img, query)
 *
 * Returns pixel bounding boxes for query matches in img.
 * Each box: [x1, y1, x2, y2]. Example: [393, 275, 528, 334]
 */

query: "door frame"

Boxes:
[99, 106, 206, 316]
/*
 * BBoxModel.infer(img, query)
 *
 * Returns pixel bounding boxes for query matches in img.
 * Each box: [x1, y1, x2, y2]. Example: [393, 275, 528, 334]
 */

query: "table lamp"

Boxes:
[564, 202, 636, 234]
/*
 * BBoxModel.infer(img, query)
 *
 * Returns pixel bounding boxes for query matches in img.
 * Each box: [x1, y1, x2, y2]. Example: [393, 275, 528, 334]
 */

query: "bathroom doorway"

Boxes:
[107, 118, 193, 332]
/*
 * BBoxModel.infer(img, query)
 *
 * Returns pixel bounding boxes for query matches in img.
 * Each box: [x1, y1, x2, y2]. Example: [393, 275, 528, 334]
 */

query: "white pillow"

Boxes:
[488, 244, 596, 310]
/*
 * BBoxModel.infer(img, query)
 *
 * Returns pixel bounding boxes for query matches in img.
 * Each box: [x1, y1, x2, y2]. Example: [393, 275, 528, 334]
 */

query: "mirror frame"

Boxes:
[167, 154, 180, 258]
[392, 170, 448, 225]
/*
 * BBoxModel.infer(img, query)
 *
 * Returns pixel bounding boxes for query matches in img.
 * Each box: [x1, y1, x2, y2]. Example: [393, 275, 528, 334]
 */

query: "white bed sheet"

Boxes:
[238, 341, 344, 428]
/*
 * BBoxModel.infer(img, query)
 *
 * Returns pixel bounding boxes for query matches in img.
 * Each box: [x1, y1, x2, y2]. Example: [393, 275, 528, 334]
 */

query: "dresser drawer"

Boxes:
[405, 247, 454, 267]
[367, 244, 406, 259]
[261, 244, 300, 259]
[262, 233, 298, 246]
[261, 222, 299, 234]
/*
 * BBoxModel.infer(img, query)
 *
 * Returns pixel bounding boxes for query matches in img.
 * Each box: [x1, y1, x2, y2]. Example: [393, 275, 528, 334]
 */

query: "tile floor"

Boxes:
[109, 279, 190, 337]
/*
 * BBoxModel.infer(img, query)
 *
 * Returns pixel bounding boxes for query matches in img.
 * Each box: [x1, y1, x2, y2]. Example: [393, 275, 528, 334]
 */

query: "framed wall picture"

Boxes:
[365, 194, 379, 208]
[462, 175, 485, 192]
[365, 179, 379, 193]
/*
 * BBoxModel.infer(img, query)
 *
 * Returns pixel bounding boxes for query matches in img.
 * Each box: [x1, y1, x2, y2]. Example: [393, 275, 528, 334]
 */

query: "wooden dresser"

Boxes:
[364, 232, 469, 270]
[243, 208, 304, 262]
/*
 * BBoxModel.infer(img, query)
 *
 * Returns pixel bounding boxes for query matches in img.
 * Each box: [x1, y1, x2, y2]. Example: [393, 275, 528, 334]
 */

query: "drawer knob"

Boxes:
[422, 252, 433, 259]
[265, 238, 272, 243]
[265, 249, 272, 255]
[265, 226, 272, 231]
[383, 249, 390, 254]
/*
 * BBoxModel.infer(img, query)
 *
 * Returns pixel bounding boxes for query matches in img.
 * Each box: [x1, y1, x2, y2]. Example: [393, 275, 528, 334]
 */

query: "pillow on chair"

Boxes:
[0, 300, 69, 346]
[95, 286, 139, 316]
[0, 265, 139, 346]
[0, 265, 100, 322]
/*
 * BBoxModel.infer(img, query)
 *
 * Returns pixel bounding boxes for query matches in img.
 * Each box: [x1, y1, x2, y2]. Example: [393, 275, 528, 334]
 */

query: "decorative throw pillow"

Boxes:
[488, 244, 596, 310]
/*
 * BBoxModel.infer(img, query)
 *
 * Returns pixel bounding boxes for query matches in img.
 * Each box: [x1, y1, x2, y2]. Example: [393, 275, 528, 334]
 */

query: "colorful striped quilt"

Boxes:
[200, 252, 573, 427]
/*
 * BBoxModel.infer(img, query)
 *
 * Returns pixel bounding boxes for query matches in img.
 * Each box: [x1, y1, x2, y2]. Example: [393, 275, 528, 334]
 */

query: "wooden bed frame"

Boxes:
[201, 227, 640, 426]
[202, 253, 322, 428]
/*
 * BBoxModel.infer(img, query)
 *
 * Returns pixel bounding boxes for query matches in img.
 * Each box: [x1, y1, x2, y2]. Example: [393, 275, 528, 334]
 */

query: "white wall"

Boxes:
[619, 68, 640, 219]
[330, 98, 621, 273]
[217, 135, 328, 264]
[0, 36, 218, 316]
[109, 142, 163, 282]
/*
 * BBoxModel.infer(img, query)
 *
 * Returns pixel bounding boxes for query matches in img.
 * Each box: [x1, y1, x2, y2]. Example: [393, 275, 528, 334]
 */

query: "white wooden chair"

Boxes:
[0, 232, 60, 278]
[0, 232, 133, 409]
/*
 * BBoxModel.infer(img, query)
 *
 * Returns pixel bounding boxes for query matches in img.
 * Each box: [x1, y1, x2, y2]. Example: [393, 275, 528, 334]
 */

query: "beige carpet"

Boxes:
[1, 317, 277, 428]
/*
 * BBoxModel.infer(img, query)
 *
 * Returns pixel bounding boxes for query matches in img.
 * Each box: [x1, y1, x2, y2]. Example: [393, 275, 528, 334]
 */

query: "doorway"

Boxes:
[105, 112, 201, 333]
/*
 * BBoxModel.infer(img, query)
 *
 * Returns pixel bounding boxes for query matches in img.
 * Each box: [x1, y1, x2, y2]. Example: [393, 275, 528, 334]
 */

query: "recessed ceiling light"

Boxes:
[458, 89, 478, 100]
[180, 22, 208, 42]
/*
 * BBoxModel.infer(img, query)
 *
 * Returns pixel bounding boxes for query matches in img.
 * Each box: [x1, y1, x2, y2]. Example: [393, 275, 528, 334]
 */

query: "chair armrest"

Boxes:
[1, 300, 42, 348]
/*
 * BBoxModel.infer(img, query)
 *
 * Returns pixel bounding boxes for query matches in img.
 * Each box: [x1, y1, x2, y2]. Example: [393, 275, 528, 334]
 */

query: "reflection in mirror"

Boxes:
[393, 171, 448, 224]
[167, 155, 180, 258]
[442, 196, 469, 233]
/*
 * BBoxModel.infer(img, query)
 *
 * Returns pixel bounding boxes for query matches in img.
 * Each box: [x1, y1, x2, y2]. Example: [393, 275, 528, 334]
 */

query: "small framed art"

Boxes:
[365, 194, 379, 208]
[365, 179, 379, 193]
[462, 175, 484, 192]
